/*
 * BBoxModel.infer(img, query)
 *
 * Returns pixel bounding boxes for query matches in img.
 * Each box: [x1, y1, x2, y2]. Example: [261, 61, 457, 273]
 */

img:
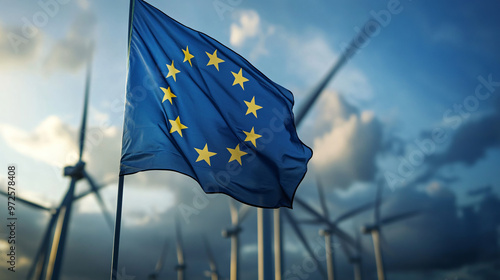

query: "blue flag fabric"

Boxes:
[121, 0, 312, 208]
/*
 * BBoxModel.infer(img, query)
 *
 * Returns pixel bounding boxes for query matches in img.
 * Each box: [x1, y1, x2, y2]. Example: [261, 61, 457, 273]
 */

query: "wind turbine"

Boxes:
[298, 181, 375, 280]
[0, 173, 112, 280]
[203, 236, 222, 280]
[281, 209, 328, 280]
[148, 237, 169, 279]
[269, 18, 383, 280]
[361, 180, 421, 280]
[175, 216, 186, 280]
[43, 54, 116, 280]
[337, 225, 364, 280]
[0, 190, 56, 279]
[221, 199, 252, 280]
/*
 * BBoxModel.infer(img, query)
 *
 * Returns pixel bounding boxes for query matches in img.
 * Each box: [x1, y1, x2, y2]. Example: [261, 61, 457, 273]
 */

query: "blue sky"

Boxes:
[1, 0, 500, 279]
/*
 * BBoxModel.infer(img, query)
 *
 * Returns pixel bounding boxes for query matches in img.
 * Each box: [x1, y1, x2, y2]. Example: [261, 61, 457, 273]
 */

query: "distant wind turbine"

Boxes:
[175, 216, 186, 280]
[148, 237, 169, 279]
[337, 225, 364, 280]
[298, 180, 374, 280]
[0, 173, 112, 280]
[203, 236, 223, 280]
[222, 199, 252, 280]
[361, 179, 422, 280]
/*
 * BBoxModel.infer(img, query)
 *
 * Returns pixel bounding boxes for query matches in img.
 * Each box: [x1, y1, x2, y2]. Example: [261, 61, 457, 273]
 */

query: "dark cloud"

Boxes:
[410, 98, 500, 186]
[0, 23, 42, 67]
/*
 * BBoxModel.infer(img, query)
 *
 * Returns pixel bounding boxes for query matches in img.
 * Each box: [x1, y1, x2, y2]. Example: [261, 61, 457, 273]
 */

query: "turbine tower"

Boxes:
[222, 199, 252, 280]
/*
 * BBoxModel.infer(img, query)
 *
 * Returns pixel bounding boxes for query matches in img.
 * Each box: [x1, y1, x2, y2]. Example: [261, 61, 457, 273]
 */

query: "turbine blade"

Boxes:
[0, 189, 51, 212]
[374, 178, 384, 224]
[294, 197, 329, 224]
[78, 56, 92, 161]
[316, 179, 330, 222]
[154, 238, 169, 274]
[175, 216, 185, 265]
[203, 236, 218, 272]
[73, 178, 114, 201]
[377, 228, 394, 255]
[228, 199, 238, 226]
[379, 210, 421, 226]
[339, 238, 353, 260]
[83, 170, 114, 230]
[237, 204, 252, 225]
[283, 210, 328, 280]
[355, 225, 362, 253]
[296, 218, 324, 225]
[334, 201, 374, 223]
[295, 197, 358, 248]
[294, 19, 379, 126]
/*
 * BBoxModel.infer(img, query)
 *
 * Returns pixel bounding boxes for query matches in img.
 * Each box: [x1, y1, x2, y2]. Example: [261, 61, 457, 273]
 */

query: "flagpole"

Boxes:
[110, 175, 125, 280]
[110, 0, 135, 277]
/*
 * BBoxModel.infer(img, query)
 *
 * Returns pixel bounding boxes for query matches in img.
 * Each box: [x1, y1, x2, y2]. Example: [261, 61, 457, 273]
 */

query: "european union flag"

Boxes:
[120, 0, 312, 208]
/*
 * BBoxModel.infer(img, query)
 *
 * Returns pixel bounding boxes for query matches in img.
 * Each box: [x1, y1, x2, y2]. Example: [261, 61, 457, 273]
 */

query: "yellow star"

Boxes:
[169, 116, 188, 137]
[227, 144, 248, 165]
[166, 61, 180, 82]
[243, 127, 262, 148]
[244, 96, 262, 118]
[194, 144, 217, 166]
[182, 46, 194, 66]
[206, 49, 225, 71]
[160, 87, 176, 104]
[231, 68, 249, 90]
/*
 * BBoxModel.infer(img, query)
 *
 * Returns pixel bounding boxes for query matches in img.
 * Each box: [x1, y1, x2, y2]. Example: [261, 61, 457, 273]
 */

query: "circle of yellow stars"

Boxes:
[160, 46, 264, 166]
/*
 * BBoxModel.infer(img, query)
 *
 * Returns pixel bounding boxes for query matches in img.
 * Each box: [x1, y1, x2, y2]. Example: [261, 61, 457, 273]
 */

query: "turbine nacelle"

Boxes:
[361, 224, 377, 234]
[319, 229, 332, 236]
[221, 226, 241, 238]
[63, 161, 86, 180]
[175, 264, 186, 271]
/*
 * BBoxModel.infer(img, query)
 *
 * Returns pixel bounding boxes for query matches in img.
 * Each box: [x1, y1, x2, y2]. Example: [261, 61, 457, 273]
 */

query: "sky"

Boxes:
[1, 0, 500, 279]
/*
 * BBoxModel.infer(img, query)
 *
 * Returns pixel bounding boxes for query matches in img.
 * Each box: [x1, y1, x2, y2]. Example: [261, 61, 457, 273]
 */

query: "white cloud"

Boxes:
[286, 33, 338, 82]
[312, 93, 382, 189]
[0, 115, 121, 183]
[230, 10, 261, 47]
[0, 116, 78, 167]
